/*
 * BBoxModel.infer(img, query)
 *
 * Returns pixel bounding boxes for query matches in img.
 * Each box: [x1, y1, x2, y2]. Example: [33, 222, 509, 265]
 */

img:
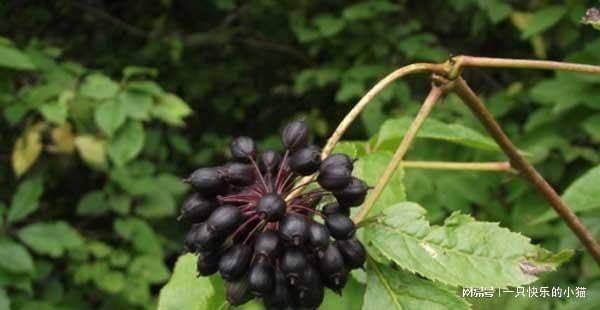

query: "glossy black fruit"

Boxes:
[207, 205, 241, 233]
[288, 145, 321, 176]
[282, 120, 308, 152]
[186, 167, 226, 194]
[227, 278, 253, 306]
[295, 280, 324, 308]
[221, 162, 255, 186]
[322, 202, 350, 217]
[280, 248, 308, 285]
[325, 270, 348, 293]
[259, 150, 281, 173]
[325, 213, 356, 240]
[265, 271, 292, 309]
[279, 214, 308, 246]
[321, 153, 354, 170]
[185, 223, 223, 252]
[254, 230, 281, 261]
[319, 244, 345, 274]
[317, 165, 352, 190]
[178, 193, 216, 223]
[256, 193, 286, 222]
[219, 244, 252, 281]
[334, 177, 369, 206]
[230, 136, 256, 162]
[307, 222, 330, 251]
[248, 261, 275, 296]
[197, 251, 221, 276]
[336, 238, 367, 269]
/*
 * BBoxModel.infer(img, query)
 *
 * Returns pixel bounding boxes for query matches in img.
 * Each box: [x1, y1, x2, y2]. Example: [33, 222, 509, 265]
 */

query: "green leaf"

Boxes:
[108, 120, 145, 166]
[95, 99, 126, 137]
[118, 90, 153, 120]
[123, 66, 158, 79]
[0, 239, 35, 275]
[374, 117, 500, 152]
[7, 177, 44, 224]
[477, 0, 511, 23]
[80, 73, 120, 100]
[533, 165, 600, 223]
[17, 221, 83, 258]
[363, 260, 470, 310]
[127, 81, 163, 95]
[0, 287, 10, 310]
[38, 100, 68, 125]
[521, 6, 566, 39]
[114, 217, 162, 255]
[353, 152, 405, 217]
[74, 135, 108, 169]
[0, 44, 36, 70]
[342, 1, 400, 20]
[314, 14, 346, 37]
[77, 190, 108, 215]
[158, 254, 216, 310]
[135, 190, 176, 218]
[155, 173, 189, 195]
[364, 202, 569, 287]
[150, 93, 192, 126]
[128, 255, 170, 284]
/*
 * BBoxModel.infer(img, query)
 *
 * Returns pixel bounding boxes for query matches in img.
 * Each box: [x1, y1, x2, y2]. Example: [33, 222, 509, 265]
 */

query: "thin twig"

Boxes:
[67, 1, 152, 38]
[354, 83, 447, 223]
[451, 55, 600, 78]
[400, 161, 515, 173]
[453, 77, 600, 264]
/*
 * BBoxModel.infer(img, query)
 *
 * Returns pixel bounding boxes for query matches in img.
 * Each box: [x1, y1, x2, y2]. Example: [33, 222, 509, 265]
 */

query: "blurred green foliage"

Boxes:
[0, 0, 599, 309]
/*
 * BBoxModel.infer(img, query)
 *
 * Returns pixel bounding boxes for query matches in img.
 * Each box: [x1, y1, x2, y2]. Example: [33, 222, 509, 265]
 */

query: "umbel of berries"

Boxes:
[180, 119, 369, 309]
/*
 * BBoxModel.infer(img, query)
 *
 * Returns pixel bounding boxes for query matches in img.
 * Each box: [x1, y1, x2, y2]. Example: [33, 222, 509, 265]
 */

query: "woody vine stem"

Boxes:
[291, 55, 600, 264]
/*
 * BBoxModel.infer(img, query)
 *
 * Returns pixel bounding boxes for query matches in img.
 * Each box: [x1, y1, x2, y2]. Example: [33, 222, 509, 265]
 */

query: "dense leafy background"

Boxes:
[1, 0, 599, 309]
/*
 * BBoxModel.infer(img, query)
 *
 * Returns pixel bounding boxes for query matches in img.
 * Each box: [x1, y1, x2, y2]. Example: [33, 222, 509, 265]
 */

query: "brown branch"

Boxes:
[453, 77, 600, 264]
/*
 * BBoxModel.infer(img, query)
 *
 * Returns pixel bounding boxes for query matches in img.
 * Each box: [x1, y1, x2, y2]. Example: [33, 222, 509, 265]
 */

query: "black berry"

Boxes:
[280, 248, 307, 285]
[279, 214, 308, 246]
[322, 202, 350, 217]
[256, 193, 286, 222]
[254, 230, 281, 262]
[321, 153, 354, 171]
[307, 222, 330, 251]
[259, 150, 281, 173]
[337, 238, 367, 269]
[282, 120, 308, 152]
[219, 244, 252, 281]
[230, 136, 256, 162]
[178, 193, 216, 223]
[186, 167, 226, 195]
[221, 162, 255, 186]
[207, 205, 241, 234]
[227, 278, 253, 306]
[185, 223, 223, 252]
[325, 213, 356, 240]
[265, 271, 292, 309]
[197, 251, 221, 276]
[248, 261, 275, 296]
[288, 145, 321, 176]
[334, 177, 369, 206]
[317, 164, 352, 190]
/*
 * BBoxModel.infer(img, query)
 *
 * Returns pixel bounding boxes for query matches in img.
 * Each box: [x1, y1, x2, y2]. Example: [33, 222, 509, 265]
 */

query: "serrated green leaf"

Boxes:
[80, 73, 120, 100]
[374, 117, 500, 152]
[17, 221, 83, 258]
[158, 254, 216, 310]
[533, 165, 600, 223]
[521, 6, 566, 39]
[150, 93, 192, 126]
[0, 239, 35, 275]
[7, 177, 44, 224]
[0, 44, 36, 70]
[364, 202, 568, 287]
[363, 260, 470, 310]
[95, 99, 126, 136]
[353, 152, 405, 217]
[108, 120, 145, 166]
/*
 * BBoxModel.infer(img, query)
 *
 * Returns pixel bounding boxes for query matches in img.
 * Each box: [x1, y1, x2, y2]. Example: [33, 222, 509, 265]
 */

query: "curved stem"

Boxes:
[453, 77, 600, 264]
[286, 63, 446, 201]
[354, 84, 446, 223]
[451, 55, 600, 78]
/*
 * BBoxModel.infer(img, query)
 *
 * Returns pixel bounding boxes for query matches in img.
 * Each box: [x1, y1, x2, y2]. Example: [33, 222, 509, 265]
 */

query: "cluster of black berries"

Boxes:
[179, 120, 368, 309]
